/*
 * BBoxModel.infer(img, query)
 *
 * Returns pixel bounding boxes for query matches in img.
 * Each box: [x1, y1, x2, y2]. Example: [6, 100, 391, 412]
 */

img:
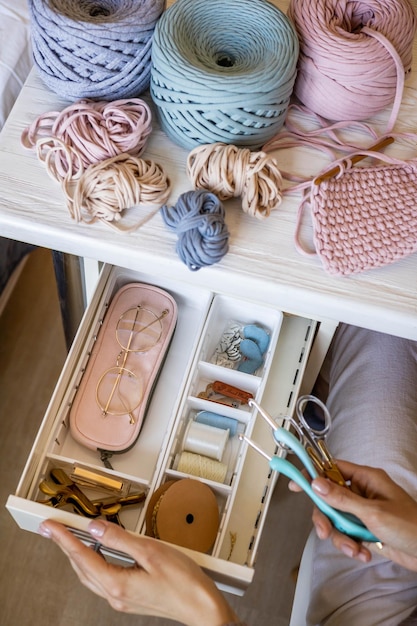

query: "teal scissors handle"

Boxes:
[272, 428, 379, 543]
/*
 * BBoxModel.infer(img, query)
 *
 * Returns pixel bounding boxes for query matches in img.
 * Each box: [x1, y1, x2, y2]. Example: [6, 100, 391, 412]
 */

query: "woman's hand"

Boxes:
[289, 460, 417, 570]
[38, 519, 239, 626]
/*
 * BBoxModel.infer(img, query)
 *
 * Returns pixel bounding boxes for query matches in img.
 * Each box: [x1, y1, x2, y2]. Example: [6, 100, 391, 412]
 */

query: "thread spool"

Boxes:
[182, 421, 229, 461]
[175, 451, 228, 484]
[150, 0, 299, 149]
[195, 411, 239, 437]
[28, 0, 165, 100]
[287, 0, 417, 131]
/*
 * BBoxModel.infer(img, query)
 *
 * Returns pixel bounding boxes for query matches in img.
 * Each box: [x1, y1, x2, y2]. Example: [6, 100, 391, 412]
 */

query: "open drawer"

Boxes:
[7, 264, 318, 594]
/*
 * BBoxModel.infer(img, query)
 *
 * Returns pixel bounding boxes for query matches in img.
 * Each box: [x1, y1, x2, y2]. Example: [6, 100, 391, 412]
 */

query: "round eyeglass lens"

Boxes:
[116, 306, 166, 353]
[96, 366, 143, 416]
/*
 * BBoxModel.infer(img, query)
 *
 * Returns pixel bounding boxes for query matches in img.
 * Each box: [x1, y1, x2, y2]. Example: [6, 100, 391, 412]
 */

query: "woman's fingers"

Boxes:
[39, 519, 240, 623]
[39, 519, 117, 598]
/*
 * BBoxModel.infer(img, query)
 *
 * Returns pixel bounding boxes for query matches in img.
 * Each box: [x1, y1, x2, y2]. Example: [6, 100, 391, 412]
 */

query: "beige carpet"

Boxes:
[0, 247, 313, 626]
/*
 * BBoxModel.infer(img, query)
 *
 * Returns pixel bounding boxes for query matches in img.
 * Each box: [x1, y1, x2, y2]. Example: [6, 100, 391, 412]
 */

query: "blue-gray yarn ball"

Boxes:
[160, 190, 229, 271]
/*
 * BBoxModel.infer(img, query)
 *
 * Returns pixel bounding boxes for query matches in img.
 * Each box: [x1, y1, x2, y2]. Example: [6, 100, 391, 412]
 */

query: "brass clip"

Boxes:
[38, 468, 146, 525]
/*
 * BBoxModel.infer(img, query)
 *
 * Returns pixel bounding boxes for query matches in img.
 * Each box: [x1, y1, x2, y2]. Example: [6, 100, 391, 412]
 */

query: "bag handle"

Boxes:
[293, 136, 417, 256]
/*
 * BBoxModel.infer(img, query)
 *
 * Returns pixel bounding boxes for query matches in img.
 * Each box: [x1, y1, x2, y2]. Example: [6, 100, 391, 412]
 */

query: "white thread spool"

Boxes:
[182, 420, 229, 461]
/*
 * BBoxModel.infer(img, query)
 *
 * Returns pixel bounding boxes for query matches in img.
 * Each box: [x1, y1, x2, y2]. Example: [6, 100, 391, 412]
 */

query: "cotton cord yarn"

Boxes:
[160, 190, 229, 271]
[22, 98, 152, 178]
[22, 98, 167, 230]
[150, 0, 299, 150]
[187, 142, 283, 219]
[176, 451, 228, 484]
[195, 411, 239, 437]
[28, 0, 165, 100]
[287, 0, 417, 131]
[65, 153, 171, 229]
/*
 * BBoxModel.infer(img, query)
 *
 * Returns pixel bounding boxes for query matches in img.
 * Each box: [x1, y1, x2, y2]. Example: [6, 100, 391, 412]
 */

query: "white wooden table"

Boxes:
[0, 0, 416, 341]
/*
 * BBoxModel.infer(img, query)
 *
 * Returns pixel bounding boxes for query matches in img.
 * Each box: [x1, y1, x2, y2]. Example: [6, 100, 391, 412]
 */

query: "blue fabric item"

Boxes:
[28, 0, 165, 100]
[150, 0, 299, 149]
[160, 190, 229, 271]
[243, 324, 270, 354]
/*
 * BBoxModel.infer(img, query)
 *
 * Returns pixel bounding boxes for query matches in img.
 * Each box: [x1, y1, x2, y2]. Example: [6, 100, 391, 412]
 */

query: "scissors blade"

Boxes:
[324, 465, 348, 487]
[314, 439, 348, 487]
[305, 441, 347, 487]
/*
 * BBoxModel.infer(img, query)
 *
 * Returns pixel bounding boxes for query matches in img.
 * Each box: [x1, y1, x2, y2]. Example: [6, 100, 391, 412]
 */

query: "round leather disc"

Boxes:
[154, 478, 219, 552]
[145, 480, 176, 536]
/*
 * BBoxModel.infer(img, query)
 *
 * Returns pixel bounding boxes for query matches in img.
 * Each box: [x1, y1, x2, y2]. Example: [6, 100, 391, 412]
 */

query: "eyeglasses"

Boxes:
[95, 305, 168, 423]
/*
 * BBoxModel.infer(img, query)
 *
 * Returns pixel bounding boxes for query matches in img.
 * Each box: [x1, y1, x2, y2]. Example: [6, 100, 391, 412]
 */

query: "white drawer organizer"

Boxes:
[7, 264, 317, 594]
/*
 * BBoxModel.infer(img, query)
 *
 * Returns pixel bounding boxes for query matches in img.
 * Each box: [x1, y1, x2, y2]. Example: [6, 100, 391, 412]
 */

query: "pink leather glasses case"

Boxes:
[70, 283, 178, 460]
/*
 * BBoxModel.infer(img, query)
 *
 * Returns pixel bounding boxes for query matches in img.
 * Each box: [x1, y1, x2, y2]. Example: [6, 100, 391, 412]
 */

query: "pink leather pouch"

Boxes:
[70, 282, 177, 466]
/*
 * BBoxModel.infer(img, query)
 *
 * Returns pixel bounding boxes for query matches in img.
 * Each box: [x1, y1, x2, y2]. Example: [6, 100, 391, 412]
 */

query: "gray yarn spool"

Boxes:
[28, 0, 165, 101]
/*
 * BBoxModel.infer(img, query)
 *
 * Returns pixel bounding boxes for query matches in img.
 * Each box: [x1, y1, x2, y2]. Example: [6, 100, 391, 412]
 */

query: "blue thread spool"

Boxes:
[195, 411, 239, 437]
[150, 0, 299, 149]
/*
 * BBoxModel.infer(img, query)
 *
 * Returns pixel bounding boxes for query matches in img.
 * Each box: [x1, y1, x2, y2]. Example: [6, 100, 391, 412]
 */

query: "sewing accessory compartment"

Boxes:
[6, 264, 317, 592]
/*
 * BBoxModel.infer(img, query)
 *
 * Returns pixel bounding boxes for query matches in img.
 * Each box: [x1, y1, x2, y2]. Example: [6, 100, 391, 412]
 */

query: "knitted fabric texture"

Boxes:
[305, 160, 417, 275]
[28, 0, 165, 100]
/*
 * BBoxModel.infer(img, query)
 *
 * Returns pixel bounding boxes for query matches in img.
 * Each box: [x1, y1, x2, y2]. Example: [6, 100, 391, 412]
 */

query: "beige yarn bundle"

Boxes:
[23, 98, 171, 231]
[187, 142, 283, 219]
[64, 153, 171, 230]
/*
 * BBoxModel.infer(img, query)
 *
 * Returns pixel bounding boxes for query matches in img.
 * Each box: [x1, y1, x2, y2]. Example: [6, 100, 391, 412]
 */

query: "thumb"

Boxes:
[87, 520, 174, 573]
[87, 520, 144, 560]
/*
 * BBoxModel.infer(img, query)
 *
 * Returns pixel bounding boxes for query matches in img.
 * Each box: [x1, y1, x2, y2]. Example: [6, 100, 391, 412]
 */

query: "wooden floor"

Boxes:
[0, 247, 313, 626]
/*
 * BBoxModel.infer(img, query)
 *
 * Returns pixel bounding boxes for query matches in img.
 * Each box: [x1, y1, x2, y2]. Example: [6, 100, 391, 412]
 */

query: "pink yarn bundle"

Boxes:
[288, 0, 417, 131]
[21, 98, 172, 231]
[22, 98, 152, 179]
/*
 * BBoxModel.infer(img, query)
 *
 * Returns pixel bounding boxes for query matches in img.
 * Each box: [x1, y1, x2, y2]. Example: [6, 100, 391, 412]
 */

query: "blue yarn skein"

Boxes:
[28, 0, 165, 100]
[160, 190, 229, 271]
[150, 0, 299, 150]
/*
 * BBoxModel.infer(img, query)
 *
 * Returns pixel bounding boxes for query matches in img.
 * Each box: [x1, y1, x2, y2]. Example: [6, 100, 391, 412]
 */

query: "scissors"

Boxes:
[242, 397, 379, 543]
[283, 394, 347, 487]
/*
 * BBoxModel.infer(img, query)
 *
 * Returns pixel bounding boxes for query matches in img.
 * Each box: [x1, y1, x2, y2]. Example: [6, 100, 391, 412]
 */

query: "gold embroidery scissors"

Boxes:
[284, 394, 347, 487]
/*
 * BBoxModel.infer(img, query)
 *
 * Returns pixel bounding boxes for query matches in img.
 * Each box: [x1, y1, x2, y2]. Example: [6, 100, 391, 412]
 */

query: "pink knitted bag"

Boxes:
[295, 150, 417, 275]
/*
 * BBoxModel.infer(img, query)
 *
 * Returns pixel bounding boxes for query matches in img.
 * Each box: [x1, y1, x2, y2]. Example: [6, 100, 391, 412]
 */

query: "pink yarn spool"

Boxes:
[288, 0, 416, 131]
